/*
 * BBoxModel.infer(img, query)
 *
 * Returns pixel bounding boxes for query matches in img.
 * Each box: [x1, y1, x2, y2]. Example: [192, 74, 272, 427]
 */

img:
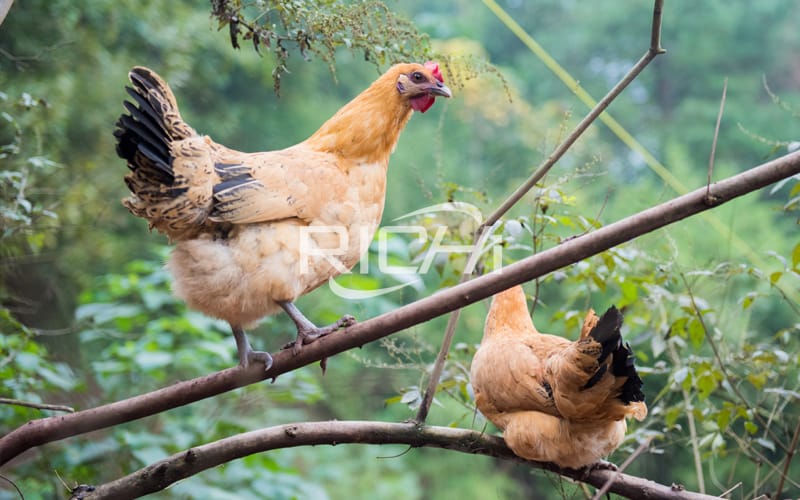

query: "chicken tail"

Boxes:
[549, 305, 647, 422]
[114, 67, 213, 240]
[583, 307, 646, 411]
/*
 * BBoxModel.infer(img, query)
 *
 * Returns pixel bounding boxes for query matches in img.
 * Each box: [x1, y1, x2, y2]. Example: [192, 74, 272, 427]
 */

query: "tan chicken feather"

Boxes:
[470, 285, 646, 469]
[115, 63, 451, 370]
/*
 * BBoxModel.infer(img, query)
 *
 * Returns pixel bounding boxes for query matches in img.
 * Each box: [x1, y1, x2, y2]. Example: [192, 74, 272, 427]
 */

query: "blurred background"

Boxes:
[1, 1, 799, 498]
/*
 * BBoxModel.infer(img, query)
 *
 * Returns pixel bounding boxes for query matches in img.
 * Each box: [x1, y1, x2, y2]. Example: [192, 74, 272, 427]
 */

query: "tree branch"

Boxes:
[2, 149, 799, 467]
[0, 397, 74, 413]
[73, 421, 718, 500]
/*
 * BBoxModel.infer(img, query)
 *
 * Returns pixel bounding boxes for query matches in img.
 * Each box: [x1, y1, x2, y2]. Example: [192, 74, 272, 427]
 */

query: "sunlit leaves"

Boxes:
[210, 0, 432, 92]
[0, 92, 61, 246]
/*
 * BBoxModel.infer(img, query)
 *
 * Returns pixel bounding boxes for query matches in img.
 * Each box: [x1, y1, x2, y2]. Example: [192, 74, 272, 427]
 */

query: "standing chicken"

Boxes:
[470, 285, 647, 469]
[115, 62, 451, 371]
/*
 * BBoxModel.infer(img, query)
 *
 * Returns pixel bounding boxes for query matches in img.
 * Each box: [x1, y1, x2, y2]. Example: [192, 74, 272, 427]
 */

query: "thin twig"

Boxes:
[774, 416, 800, 500]
[650, 0, 665, 51]
[415, 0, 667, 423]
[667, 340, 706, 493]
[706, 77, 728, 204]
[591, 438, 653, 500]
[0, 473, 24, 500]
[0, 397, 74, 413]
[717, 481, 741, 498]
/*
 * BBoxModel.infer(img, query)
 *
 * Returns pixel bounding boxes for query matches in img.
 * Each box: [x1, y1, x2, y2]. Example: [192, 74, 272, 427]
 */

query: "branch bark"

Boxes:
[73, 421, 718, 500]
[2, 149, 799, 467]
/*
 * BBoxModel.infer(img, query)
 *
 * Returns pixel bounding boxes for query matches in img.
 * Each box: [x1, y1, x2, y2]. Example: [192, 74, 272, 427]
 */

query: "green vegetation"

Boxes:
[1, 1, 798, 498]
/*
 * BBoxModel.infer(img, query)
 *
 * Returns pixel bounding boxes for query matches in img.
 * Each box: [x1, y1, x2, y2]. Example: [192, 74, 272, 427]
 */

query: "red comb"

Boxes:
[424, 61, 444, 83]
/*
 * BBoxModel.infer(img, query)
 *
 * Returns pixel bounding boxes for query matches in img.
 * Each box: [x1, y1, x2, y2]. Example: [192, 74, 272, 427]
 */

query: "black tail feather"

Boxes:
[115, 69, 178, 188]
[615, 342, 645, 404]
[588, 305, 623, 365]
[584, 306, 645, 404]
[121, 99, 170, 156]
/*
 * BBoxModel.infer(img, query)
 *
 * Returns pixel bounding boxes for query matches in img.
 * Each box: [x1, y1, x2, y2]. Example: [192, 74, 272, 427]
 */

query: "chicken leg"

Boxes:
[232, 325, 273, 371]
[278, 301, 356, 354]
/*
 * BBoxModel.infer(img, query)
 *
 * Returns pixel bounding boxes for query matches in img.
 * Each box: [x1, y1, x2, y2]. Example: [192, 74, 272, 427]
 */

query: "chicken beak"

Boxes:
[429, 82, 452, 98]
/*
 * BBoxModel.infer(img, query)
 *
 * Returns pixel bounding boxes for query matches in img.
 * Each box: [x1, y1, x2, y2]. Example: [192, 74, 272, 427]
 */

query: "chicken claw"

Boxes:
[232, 325, 274, 372]
[577, 459, 619, 480]
[278, 301, 356, 354]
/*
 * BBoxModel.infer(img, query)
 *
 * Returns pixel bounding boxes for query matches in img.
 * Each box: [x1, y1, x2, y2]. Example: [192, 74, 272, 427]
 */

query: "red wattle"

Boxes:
[411, 95, 435, 113]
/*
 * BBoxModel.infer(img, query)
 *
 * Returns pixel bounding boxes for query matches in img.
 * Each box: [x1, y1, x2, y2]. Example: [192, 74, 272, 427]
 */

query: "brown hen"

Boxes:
[115, 63, 451, 370]
[470, 285, 647, 469]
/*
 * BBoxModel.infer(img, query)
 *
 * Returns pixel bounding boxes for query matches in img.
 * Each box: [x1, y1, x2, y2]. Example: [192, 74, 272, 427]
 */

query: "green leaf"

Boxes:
[669, 317, 688, 338]
[697, 372, 718, 400]
[746, 371, 768, 390]
[590, 272, 606, 291]
[755, 438, 776, 452]
[741, 292, 758, 310]
[650, 332, 666, 358]
[716, 409, 730, 431]
[673, 366, 690, 386]
[134, 350, 173, 370]
[688, 318, 705, 348]
[665, 406, 683, 428]
[620, 280, 637, 303]
[792, 242, 800, 269]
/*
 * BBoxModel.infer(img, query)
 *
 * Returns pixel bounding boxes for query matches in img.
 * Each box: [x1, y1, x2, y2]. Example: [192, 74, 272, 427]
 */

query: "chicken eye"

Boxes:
[411, 72, 425, 83]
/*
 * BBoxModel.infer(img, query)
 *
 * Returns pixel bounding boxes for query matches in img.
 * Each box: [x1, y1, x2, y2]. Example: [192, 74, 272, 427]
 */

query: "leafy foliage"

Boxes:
[211, 0, 432, 91]
[2, 0, 800, 498]
[0, 91, 77, 435]
[0, 91, 60, 256]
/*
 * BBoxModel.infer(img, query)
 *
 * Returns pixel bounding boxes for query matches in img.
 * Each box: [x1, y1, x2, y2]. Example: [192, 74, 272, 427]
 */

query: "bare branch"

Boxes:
[75, 421, 718, 500]
[773, 412, 800, 499]
[666, 339, 706, 493]
[706, 77, 728, 204]
[0, 397, 74, 413]
[0, 472, 23, 500]
[2, 149, 799, 467]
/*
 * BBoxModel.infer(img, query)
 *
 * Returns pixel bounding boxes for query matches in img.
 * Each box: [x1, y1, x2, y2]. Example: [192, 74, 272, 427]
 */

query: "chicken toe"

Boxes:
[576, 459, 618, 480]
[232, 325, 273, 371]
[278, 301, 356, 354]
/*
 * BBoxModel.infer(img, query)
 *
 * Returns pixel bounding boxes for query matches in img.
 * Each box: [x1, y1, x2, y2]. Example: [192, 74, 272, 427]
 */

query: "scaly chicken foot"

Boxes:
[575, 459, 618, 480]
[232, 325, 273, 371]
[277, 301, 356, 355]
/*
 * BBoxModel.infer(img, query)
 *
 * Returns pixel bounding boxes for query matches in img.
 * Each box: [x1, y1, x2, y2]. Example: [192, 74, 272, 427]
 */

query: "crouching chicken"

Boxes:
[114, 62, 451, 370]
[470, 285, 647, 469]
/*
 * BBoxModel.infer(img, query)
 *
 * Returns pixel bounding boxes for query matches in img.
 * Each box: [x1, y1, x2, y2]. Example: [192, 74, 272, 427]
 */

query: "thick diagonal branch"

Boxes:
[75, 421, 718, 500]
[1, 149, 799, 467]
